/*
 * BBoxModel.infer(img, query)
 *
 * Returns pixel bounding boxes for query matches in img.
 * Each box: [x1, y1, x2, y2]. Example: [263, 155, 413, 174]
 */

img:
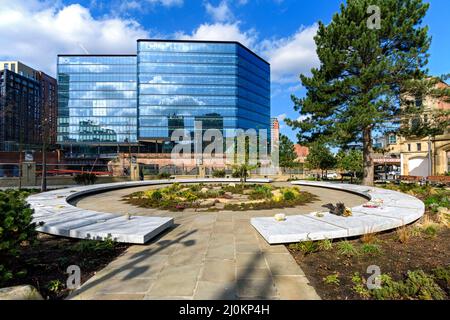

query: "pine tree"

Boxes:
[286, 0, 442, 186]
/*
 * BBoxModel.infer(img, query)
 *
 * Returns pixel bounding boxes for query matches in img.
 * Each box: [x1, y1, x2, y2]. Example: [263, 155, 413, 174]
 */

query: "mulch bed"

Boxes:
[2, 233, 129, 300]
[288, 226, 450, 300]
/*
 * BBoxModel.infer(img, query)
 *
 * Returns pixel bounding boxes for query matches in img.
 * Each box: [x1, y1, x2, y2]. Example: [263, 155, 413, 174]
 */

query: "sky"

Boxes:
[0, 0, 449, 142]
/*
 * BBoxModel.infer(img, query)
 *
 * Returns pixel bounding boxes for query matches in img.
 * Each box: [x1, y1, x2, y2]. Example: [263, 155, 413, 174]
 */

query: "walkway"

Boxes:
[69, 183, 365, 300]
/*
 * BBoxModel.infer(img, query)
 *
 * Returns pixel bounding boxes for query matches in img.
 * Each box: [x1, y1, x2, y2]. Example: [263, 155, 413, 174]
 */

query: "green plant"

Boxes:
[283, 190, 295, 201]
[360, 243, 382, 256]
[150, 190, 163, 201]
[70, 237, 116, 254]
[396, 226, 411, 243]
[0, 190, 40, 285]
[211, 169, 226, 178]
[73, 173, 97, 185]
[432, 267, 450, 286]
[423, 225, 438, 237]
[323, 273, 340, 286]
[157, 172, 171, 179]
[288, 241, 318, 254]
[371, 270, 445, 300]
[337, 240, 358, 257]
[351, 272, 370, 298]
[47, 279, 64, 293]
[317, 239, 333, 251]
[249, 185, 273, 200]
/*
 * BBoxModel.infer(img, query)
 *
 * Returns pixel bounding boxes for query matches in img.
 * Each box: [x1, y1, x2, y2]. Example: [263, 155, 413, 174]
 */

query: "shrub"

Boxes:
[249, 185, 273, 200]
[47, 279, 64, 293]
[361, 231, 378, 244]
[351, 272, 370, 298]
[70, 237, 116, 254]
[283, 190, 295, 201]
[73, 173, 97, 185]
[396, 226, 411, 244]
[323, 273, 340, 286]
[157, 172, 171, 179]
[360, 243, 382, 256]
[432, 266, 450, 286]
[288, 241, 318, 254]
[212, 169, 226, 178]
[371, 271, 445, 300]
[317, 239, 333, 251]
[0, 190, 40, 285]
[150, 190, 163, 202]
[337, 240, 358, 257]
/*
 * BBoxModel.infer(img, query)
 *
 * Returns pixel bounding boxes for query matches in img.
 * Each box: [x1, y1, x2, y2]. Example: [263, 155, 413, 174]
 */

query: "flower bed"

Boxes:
[123, 183, 318, 211]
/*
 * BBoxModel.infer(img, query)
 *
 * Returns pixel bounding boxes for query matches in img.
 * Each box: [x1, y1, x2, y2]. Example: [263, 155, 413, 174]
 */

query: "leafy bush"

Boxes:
[360, 243, 382, 256]
[211, 169, 226, 178]
[317, 239, 333, 251]
[371, 271, 445, 300]
[283, 190, 296, 201]
[70, 237, 116, 254]
[323, 273, 340, 286]
[337, 240, 359, 257]
[150, 190, 163, 202]
[288, 241, 318, 254]
[351, 272, 370, 298]
[157, 172, 171, 179]
[73, 173, 97, 185]
[0, 190, 40, 285]
[432, 266, 450, 287]
[249, 185, 273, 200]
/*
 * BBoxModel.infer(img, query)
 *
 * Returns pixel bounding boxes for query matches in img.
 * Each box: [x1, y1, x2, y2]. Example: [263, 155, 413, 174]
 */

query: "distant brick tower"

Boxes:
[271, 118, 280, 154]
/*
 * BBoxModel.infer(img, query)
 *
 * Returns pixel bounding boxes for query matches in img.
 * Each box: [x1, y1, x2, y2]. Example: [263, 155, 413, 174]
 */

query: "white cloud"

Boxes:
[0, 0, 150, 76]
[176, 22, 257, 48]
[276, 113, 287, 122]
[147, 0, 183, 7]
[205, 1, 233, 22]
[261, 24, 319, 83]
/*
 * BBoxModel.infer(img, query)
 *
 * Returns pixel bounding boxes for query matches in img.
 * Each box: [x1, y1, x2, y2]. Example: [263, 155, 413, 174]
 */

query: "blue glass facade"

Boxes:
[57, 40, 270, 154]
[137, 40, 270, 140]
[57, 55, 137, 144]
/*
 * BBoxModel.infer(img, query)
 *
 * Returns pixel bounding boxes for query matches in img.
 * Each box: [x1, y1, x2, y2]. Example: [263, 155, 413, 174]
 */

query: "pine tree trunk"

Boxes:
[362, 126, 374, 186]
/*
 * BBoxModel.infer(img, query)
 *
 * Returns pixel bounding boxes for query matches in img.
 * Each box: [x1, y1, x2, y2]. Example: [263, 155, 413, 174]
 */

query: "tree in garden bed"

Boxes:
[286, 0, 448, 186]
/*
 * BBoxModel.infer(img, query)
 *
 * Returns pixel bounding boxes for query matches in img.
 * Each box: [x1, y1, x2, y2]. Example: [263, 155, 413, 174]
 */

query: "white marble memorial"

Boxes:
[251, 181, 425, 244]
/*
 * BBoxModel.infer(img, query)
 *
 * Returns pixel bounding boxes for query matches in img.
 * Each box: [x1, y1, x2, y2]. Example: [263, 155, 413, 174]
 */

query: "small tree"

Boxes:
[232, 163, 258, 185]
[279, 134, 299, 172]
[336, 149, 363, 181]
[305, 143, 336, 179]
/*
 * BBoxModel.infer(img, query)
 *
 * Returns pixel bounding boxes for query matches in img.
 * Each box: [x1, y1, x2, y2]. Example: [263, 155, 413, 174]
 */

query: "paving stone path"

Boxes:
[69, 184, 366, 300]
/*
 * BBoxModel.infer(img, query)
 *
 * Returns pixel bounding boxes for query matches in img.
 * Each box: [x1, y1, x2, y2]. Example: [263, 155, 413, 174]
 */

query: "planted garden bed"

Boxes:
[287, 183, 450, 300]
[122, 183, 318, 211]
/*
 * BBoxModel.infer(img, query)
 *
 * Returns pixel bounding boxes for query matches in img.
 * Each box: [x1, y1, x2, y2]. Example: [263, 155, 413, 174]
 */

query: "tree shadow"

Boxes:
[215, 252, 276, 300]
[69, 225, 197, 298]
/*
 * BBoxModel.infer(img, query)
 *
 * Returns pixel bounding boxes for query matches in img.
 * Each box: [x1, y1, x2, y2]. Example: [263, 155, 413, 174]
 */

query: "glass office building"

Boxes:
[57, 40, 270, 157]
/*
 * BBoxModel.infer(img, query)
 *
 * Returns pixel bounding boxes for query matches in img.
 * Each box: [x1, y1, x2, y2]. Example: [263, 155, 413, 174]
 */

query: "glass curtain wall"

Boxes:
[57, 55, 137, 147]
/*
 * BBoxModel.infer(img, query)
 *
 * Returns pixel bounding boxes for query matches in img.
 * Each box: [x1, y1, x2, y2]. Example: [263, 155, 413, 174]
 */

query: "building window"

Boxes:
[408, 144, 411, 152]
[388, 134, 397, 145]
[10, 63, 15, 73]
[3, 63, 8, 70]
[417, 143, 421, 151]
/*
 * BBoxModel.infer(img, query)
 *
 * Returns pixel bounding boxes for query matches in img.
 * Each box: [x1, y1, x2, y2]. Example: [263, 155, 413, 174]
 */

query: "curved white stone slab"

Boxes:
[251, 181, 425, 244]
[27, 178, 271, 244]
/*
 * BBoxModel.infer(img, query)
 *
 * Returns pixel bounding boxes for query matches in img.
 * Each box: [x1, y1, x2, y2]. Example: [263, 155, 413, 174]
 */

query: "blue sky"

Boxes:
[1, 0, 449, 142]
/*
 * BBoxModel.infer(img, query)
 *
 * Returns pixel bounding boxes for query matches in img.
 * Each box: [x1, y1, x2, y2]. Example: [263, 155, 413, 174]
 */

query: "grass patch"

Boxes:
[337, 240, 359, 257]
